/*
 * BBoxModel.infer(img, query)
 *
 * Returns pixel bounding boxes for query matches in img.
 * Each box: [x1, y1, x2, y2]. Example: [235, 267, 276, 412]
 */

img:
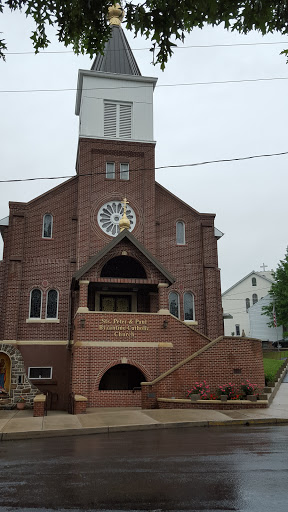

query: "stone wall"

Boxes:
[0, 344, 39, 408]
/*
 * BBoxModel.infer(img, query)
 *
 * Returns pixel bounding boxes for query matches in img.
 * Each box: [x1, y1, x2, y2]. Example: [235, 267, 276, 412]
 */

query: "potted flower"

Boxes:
[217, 383, 236, 401]
[16, 396, 26, 410]
[187, 381, 210, 402]
[240, 380, 257, 401]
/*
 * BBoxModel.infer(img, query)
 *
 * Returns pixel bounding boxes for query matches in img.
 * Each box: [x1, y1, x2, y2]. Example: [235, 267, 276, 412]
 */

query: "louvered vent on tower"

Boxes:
[104, 103, 117, 137]
[104, 101, 132, 139]
[119, 104, 132, 139]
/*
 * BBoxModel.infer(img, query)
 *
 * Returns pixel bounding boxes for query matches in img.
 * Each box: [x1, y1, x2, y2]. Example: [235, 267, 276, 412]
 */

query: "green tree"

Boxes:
[262, 247, 288, 337]
[1, 1, 288, 68]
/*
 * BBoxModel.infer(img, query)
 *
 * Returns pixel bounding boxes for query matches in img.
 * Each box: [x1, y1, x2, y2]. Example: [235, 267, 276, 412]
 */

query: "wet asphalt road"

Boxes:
[0, 425, 288, 512]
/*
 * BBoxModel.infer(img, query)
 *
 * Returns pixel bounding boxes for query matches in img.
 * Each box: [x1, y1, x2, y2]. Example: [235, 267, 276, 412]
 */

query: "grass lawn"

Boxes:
[263, 358, 286, 382]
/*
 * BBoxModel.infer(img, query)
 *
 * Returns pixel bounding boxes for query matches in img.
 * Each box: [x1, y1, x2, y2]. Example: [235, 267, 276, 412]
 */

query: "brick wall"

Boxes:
[141, 336, 265, 408]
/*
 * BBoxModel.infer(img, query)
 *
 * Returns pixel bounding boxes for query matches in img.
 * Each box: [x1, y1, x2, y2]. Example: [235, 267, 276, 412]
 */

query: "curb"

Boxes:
[1, 416, 288, 441]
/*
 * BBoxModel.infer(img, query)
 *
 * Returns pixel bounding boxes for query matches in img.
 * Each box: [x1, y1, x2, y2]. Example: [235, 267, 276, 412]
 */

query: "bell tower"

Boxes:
[75, 4, 158, 268]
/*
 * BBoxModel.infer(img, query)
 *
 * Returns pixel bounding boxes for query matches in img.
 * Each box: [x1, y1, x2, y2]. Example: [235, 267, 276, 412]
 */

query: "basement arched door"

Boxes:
[99, 364, 146, 390]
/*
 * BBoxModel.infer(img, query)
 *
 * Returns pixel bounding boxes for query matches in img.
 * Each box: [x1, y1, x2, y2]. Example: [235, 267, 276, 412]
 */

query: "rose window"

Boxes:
[97, 201, 136, 236]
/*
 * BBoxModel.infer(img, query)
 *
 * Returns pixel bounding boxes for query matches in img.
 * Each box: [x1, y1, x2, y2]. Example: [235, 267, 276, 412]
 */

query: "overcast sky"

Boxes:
[1, 9, 288, 292]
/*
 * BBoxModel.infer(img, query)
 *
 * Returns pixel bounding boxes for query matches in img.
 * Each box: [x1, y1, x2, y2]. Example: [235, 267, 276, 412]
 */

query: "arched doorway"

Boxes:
[99, 364, 146, 390]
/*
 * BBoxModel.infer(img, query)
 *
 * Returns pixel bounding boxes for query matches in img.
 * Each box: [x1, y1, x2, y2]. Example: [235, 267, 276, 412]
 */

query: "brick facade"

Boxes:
[0, 39, 264, 411]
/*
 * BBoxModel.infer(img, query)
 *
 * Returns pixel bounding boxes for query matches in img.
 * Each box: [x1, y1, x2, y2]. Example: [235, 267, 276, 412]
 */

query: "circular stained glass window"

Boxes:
[97, 201, 136, 237]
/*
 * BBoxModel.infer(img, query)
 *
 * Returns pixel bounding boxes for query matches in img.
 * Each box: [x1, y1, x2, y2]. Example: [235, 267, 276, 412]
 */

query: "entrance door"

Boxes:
[100, 295, 131, 312]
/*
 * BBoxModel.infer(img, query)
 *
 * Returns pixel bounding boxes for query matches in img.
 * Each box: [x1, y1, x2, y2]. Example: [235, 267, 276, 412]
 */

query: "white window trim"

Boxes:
[183, 292, 195, 322]
[46, 289, 59, 319]
[169, 291, 180, 319]
[29, 289, 43, 319]
[120, 162, 129, 181]
[42, 213, 53, 239]
[176, 221, 186, 245]
[28, 367, 53, 380]
[106, 162, 115, 179]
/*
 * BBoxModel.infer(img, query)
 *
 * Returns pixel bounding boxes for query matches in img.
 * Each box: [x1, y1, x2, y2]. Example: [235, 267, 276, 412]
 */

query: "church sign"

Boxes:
[98, 317, 149, 338]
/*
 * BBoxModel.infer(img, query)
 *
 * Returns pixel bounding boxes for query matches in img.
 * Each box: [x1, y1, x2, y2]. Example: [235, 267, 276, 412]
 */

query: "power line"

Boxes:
[4, 40, 288, 55]
[1, 76, 288, 94]
[0, 150, 287, 183]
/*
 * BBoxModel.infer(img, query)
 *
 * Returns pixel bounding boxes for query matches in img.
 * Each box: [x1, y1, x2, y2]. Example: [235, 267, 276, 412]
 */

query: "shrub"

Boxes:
[240, 380, 257, 396]
[187, 381, 210, 399]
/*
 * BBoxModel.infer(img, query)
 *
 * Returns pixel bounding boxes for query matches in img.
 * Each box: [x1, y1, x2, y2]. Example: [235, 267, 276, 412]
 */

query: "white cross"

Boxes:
[260, 263, 268, 272]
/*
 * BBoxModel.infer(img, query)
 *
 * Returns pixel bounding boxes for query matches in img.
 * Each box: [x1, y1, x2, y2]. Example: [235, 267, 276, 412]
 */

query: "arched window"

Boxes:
[42, 214, 53, 238]
[184, 292, 195, 321]
[245, 298, 250, 312]
[46, 289, 58, 319]
[252, 293, 258, 305]
[252, 277, 257, 286]
[29, 289, 42, 318]
[176, 221, 185, 245]
[169, 292, 179, 318]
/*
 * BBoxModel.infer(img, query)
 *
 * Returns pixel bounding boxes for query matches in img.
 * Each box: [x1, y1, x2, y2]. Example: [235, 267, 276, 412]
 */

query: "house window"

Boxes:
[252, 277, 257, 286]
[245, 298, 250, 312]
[42, 214, 53, 238]
[252, 293, 258, 305]
[104, 101, 132, 139]
[29, 289, 42, 318]
[46, 289, 58, 319]
[120, 163, 129, 180]
[176, 221, 185, 245]
[184, 292, 194, 321]
[235, 324, 240, 336]
[169, 292, 180, 318]
[28, 367, 52, 379]
[106, 162, 115, 179]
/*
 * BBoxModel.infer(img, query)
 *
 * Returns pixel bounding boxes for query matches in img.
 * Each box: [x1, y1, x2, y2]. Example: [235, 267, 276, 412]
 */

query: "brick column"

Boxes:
[33, 394, 46, 417]
[78, 280, 89, 313]
[157, 283, 169, 314]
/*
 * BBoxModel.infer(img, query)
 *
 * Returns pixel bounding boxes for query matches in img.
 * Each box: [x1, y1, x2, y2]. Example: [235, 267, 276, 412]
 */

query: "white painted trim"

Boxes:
[42, 213, 53, 239]
[28, 366, 53, 379]
[26, 318, 60, 323]
[45, 289, 59, 319]
[29, 288, 43, 319]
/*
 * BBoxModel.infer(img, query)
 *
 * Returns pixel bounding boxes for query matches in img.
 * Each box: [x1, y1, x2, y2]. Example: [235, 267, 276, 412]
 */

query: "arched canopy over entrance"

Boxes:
[99, 364, 146, 390]
[100, 256, 147, 279]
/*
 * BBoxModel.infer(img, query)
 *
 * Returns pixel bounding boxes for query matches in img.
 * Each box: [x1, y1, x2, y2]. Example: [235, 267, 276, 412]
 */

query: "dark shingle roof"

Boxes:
[91, 25, 141, 76]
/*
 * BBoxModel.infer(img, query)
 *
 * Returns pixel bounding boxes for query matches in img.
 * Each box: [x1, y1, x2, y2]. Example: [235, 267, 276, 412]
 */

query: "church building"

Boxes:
[1, 6, 264, 411]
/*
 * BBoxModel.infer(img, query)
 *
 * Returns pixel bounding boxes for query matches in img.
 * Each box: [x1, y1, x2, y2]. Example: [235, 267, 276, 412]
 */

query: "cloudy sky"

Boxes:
[1, 9, 288, 292]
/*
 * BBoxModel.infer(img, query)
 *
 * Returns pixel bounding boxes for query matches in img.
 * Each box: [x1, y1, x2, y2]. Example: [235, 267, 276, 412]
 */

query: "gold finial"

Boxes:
[119, 197, 130, 232]
[108, 3, 124, 26]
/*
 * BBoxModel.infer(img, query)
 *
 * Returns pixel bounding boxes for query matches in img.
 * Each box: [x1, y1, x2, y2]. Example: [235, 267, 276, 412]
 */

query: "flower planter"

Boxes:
[190, 394, 200, 402]
[16, 402, 25, 410]
[220, 395, 228, 402]
[247, 395, 257, 402]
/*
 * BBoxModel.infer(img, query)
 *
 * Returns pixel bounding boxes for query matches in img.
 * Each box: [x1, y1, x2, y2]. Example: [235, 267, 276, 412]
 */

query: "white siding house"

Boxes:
[222, 271, 274, 337]
[249, 294, 283, 342]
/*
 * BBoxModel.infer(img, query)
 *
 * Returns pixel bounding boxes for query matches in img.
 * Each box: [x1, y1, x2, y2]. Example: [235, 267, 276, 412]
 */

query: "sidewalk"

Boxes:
[1, 383, 288, 441]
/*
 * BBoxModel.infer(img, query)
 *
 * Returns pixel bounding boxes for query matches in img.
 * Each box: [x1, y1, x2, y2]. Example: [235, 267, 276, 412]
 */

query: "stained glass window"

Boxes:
[46, 289, 58, 318]
[176, 221, 185, 245]
[43, 214, 53, 238]
[30, 289, 42, 318]
[252, 293, 258, 305]
[246, 298, 250, 312]
[184, 292, 194, 321]
[169, 292, 179, 318]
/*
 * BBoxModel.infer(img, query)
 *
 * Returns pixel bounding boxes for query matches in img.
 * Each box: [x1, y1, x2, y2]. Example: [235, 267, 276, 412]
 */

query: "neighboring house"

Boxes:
[222, 270, 274, 337]
[249, 294, 283, 342]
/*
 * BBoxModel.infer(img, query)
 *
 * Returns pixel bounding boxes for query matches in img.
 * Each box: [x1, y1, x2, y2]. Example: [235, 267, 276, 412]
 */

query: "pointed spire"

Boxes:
[91, 4, 141, 76]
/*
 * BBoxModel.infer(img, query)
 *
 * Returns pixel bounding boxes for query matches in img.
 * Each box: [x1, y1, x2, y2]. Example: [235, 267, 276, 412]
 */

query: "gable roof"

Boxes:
[91, 25, 141, 76]
[73, 229, 175, 284]
[222, 270, 274, 296]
